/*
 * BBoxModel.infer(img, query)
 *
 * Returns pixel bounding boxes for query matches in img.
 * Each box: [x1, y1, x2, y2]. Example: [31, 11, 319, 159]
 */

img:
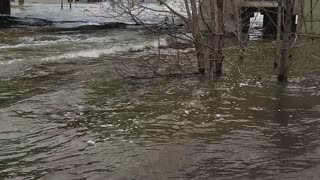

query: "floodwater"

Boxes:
[1, 2, 320, 180]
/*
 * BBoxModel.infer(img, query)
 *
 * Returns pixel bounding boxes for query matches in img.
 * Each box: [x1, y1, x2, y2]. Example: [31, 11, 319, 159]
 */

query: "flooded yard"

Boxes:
[1, 2, 320, 180]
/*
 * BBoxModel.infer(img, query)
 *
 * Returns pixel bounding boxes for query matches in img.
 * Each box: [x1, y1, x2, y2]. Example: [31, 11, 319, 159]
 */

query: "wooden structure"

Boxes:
[200, 0, 279, 37]
[298, 0, 320, 34]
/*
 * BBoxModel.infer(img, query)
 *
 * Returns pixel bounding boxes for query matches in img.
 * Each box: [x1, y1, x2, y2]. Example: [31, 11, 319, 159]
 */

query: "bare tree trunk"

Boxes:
[278, 0, 295, 82]
[275, 0, 283, 68]
[190, 0, 205, 74]
[208, 0, 217, 74]
[208, 0, 224, 76]
[310, 0, 314, 34]
[183, 0, 192, 27]
[231, 0, 244, 60]
[215, 0, 224, 75]
[0, 0, 10, 15]
[69, 0, 72, 10]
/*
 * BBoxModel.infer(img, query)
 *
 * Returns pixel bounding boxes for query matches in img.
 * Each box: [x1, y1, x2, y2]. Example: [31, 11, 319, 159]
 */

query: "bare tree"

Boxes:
[274, 0, 283, 68]
[188, 0, 206, 74]
[277, 0, 295, 82]
[207, 0, 224, 75]
[105, 0, 231, 76]
[105, 0, 319, 82]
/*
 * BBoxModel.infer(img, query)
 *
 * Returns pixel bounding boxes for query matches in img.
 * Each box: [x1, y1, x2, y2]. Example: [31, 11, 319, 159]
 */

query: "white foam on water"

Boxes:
[80, 36, 115, 43]
[0, 44, 31, 49]
[0, 38, 81, 49]
[0, 34, 121, 50]
[0, 59, 23, 65]
[42, 48, 114, 61]
[42, 45, 137, 61]
[0, 36, 168, 66]
[41, 38, 167, 62]
[0, 38, 106, 50]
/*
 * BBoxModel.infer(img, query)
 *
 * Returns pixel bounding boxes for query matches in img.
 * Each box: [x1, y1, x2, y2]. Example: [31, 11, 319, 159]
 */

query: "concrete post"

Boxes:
[18, 0, 24, 5]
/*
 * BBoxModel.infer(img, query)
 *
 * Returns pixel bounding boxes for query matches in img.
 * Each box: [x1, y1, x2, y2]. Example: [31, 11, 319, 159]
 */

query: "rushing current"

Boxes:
[1, 2, 320, 180]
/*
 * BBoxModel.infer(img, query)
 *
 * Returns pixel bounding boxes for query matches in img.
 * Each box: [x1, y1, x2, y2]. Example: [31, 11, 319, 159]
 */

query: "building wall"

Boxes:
[245, 0, 320, 34]
[298, 0, 320, 34]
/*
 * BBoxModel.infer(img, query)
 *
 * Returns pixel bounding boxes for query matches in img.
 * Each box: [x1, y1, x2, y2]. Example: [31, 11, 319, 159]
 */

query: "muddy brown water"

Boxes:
[1, 3, 320, 180]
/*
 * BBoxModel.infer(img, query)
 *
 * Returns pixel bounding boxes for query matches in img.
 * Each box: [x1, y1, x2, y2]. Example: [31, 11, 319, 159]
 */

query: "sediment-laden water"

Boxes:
[1, 2, 320, 180]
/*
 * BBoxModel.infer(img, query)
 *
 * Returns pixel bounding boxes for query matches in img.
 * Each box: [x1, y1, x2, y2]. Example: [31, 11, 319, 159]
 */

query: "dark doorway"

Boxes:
[0, 0, 11, 15]
[241, 6, 295, 39]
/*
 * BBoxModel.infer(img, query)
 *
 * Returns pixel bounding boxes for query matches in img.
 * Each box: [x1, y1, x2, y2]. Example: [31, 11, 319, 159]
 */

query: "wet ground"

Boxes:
[1, 2, 320, 180]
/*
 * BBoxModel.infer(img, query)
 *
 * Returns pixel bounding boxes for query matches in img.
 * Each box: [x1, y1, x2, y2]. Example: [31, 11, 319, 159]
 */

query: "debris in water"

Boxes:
[86, 140, 95, 145]
[256, 82, 262, 87]
[239, 83, 249, 87]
